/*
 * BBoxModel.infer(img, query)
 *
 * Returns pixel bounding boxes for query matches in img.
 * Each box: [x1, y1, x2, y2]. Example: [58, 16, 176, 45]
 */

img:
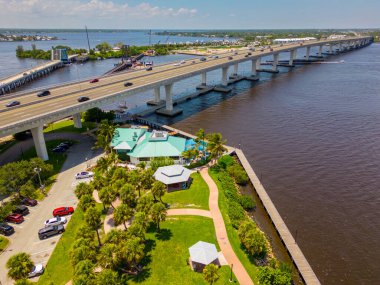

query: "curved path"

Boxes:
[200, 167, 254, 285]
[167, 208, 212, 218]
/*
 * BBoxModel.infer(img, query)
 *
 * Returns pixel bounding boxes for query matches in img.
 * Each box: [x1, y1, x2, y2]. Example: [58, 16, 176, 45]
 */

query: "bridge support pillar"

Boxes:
[31, 126, 48, 161]
[272, 54, 279, 72]
[305, 47, 311, 61]
[147, 87, 165, 106]
[73, 113, 82, 129]
[329, 45, 333, 54]
[233, 63, 238, 76]
[221, 66, 229, 87]
[156, 83, 183, 116]
[339, 42, 343, 52]
[289, 49, 297, 65]
[318, 45, 323, 57]
[201, 72, 207, 86]
[245, 59, 259, 81]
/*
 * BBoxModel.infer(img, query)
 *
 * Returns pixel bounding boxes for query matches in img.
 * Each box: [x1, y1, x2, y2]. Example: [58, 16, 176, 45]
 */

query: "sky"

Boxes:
[0, 0, 379, 29]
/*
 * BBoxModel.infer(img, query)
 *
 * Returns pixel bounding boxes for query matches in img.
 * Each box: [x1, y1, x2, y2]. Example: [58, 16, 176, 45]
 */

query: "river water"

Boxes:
[148, 44, 380, 285]
[1, 31, 379, 284]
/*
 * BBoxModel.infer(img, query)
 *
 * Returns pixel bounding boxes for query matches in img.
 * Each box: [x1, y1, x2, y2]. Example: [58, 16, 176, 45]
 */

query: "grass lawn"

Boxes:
[163, 173, 209, 210]
[129, 216, 238, 285]
[44, 120, 96, 134]
[38, 203, 104, 285]
[209, 169, 260, 284]
[0, 236, 9, 252]
[21, 139, 75, 199]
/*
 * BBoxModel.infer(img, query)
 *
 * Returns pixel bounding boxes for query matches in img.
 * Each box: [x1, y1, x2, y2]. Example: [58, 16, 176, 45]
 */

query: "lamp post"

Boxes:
[229, 263, 234, 282]
[34, 167, 45, 195]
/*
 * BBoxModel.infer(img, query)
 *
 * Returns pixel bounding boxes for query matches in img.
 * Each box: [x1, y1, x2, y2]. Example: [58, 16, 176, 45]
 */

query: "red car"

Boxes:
[53, 207, 74, 217]
[6, 213, 24, 224]
[89, 78, 99, 83]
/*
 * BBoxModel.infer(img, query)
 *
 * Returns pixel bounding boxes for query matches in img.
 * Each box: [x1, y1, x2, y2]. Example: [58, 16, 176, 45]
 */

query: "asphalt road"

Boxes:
[0, 37, 368, 130]
[0, 135, 101, 285]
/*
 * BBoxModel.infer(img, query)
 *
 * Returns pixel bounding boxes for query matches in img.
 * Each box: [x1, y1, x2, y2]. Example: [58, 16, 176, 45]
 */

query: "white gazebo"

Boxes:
[153, 165, 192, 191]
[188, 241, 219, 272]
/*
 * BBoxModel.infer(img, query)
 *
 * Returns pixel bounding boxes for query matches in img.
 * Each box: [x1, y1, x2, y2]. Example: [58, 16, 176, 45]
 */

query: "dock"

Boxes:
[234, 148, 321, 285]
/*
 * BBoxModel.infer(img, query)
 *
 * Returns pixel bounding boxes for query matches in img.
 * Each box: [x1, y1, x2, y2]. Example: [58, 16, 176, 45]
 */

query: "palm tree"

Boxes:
[136, 195, 154, 215]
[206, 133, 227, 162]
[78, 194, 96, 212]
[195, 128, 206, 158]
[84, 207, 102, 246]
[128, 169, 143, 197]
[119, 183, 137, 207]
[75, 182, 94, 199]
[95, 119, 116, 153]
[95, 157, 110, 174]
[98, 243, 117, 269]
[113, 204, 133, 230]
[98, 186, 117, 209]
[6, 252, 34, 280]
[150, 202, 166, 232]
[203, 264, 220, 285]
[121, 237, 145, 272]
[151, 181, 166, 203]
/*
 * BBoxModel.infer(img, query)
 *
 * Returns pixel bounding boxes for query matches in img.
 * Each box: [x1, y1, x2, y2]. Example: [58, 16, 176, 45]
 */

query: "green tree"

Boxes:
[14, 279, 33, 285]
[83, 107, 115, 123]
[98, 186, 117, 209]
[119, 237, 145, 272]
[78, 194, 96, 212]
[238, 220, 267, 257]
[151, 181, 166, 203]
[206, 133, 227, 161]
[203, 264, 220, 285]
[6, 252, 33, 280]
[70, 239, 97, 267]
[95, 269, 122, 285]
[94, 157, 110, 174]
[113, 204, 133, 230]
[128, 169, 144, 197]
[149, 157, 174, 171]
[119, 183, 136, 207]
[150, 202, 166, 232]
[96, 42, 112, 52]
[195, 128, 206, 158]
[258, 266, 292, 285]
[136, 195, 154, 215]
[95, 120, 116, 153]
[98, 243, 117, 269]
[75, 182, 94, 199]
[85, 207, 102, 246]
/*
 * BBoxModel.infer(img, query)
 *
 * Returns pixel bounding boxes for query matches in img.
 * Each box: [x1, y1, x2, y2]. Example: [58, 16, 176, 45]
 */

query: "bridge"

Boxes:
[0, 36, 372, 161]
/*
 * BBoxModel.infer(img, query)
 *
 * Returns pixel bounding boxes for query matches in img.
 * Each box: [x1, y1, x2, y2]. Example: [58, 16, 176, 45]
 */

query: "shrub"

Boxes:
[227, 201, 246, 228]
[258, 266, 292, 285]
[227, 164, 249, 185]
[217, 155, 235, 169]
[238, 220, 267, 258]
[238, 195, 256, 210]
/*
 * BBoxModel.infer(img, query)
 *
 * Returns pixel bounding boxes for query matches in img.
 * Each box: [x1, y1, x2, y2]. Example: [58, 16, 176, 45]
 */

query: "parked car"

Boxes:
[53, 207, 74, 217]
[37, 90, 50, 97]
[0, 223, 14, 236]
[89, 78, 99, 83]
[199, 57, 206, 61]
[77, 96, 90, 102]
[146, 67, 153, 71]
[6, 213, 24, 224]
[38, 225, 64, 239]
[5, 101, 20, 108]
[75, 171, 94, 179]
[124, 82, 133, 87]
[57, 143, 70, 149]
[14, 205, 29, 216]
[21, 197, 38, 207]
[28, 263, 44, 278]
[52, 146, 66, 153]
[44, 217, 67, 227]
[247, 52, 252, 55]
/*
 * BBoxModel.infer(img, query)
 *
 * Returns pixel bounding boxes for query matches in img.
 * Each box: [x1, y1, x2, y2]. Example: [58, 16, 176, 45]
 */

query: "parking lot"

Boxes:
[0, 136, 100, 284]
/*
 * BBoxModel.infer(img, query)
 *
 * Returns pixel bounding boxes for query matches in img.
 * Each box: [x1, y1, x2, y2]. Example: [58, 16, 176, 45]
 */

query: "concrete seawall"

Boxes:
[233, 148, 321, 285]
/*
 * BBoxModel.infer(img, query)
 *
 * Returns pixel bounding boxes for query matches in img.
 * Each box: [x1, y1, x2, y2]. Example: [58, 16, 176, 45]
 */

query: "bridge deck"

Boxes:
[235, 148, 321, 285]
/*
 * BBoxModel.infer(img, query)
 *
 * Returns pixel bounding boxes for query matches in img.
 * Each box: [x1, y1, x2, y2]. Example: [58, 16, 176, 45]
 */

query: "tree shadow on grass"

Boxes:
[128, 238, 156, 283]
[155, 228, 172, 241]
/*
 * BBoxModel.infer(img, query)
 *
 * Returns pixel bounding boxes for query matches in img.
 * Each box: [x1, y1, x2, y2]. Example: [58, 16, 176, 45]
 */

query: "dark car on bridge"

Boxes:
[89, 78, 99, 83]
[77, 96, 90, 102]
[124, 82, 133, 87]
[5, 101, 20, 108]
[37, 90, 50, 97]
[199, 57, 206, 61]
[146, 67, 153, 71]
[228, 56, 233, 60]
[0, 223, 14, 236]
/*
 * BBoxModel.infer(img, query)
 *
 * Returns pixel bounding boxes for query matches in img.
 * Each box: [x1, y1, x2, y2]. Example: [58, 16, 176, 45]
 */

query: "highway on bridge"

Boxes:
[0, 36, 371, 136]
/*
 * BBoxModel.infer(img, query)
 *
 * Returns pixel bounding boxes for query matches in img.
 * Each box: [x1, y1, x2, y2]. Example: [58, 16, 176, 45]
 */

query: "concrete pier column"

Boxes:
[289, 49, 297, 65]
[154, 87, 161, 102]
[256, 57, 262, 70]
[31, 126, 48, 161]
[339, 43, 343, 52]
[201, 72, 207, 86]
[73, 113, 82, 128]
[305, 47, 311, 60]
[221, 66, 229, 87]
[329, 44, 333, 54]
[233, 63, 238, 76]
[251, 59, 257, 76]
[318, 45, 323, 57]
[272, 54, 279, 72]
[165, 83, 173, 111]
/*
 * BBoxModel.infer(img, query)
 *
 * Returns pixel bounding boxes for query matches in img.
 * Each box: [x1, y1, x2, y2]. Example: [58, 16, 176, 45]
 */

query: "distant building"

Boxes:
[111, 127, 189, 165]
[273, 37, 316, 44]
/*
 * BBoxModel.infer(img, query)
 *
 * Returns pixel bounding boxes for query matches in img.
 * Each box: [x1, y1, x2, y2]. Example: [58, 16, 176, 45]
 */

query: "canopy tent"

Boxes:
[188, 241, 219, 265]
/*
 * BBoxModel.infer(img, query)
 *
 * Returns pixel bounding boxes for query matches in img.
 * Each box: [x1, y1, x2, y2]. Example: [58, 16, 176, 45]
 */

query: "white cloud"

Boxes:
[0, 0, 198, 27]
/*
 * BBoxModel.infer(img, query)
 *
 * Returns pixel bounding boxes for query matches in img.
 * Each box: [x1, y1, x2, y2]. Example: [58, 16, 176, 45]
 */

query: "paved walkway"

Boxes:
[200, 167, 254, 285]
[167, 208, 212, 218]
